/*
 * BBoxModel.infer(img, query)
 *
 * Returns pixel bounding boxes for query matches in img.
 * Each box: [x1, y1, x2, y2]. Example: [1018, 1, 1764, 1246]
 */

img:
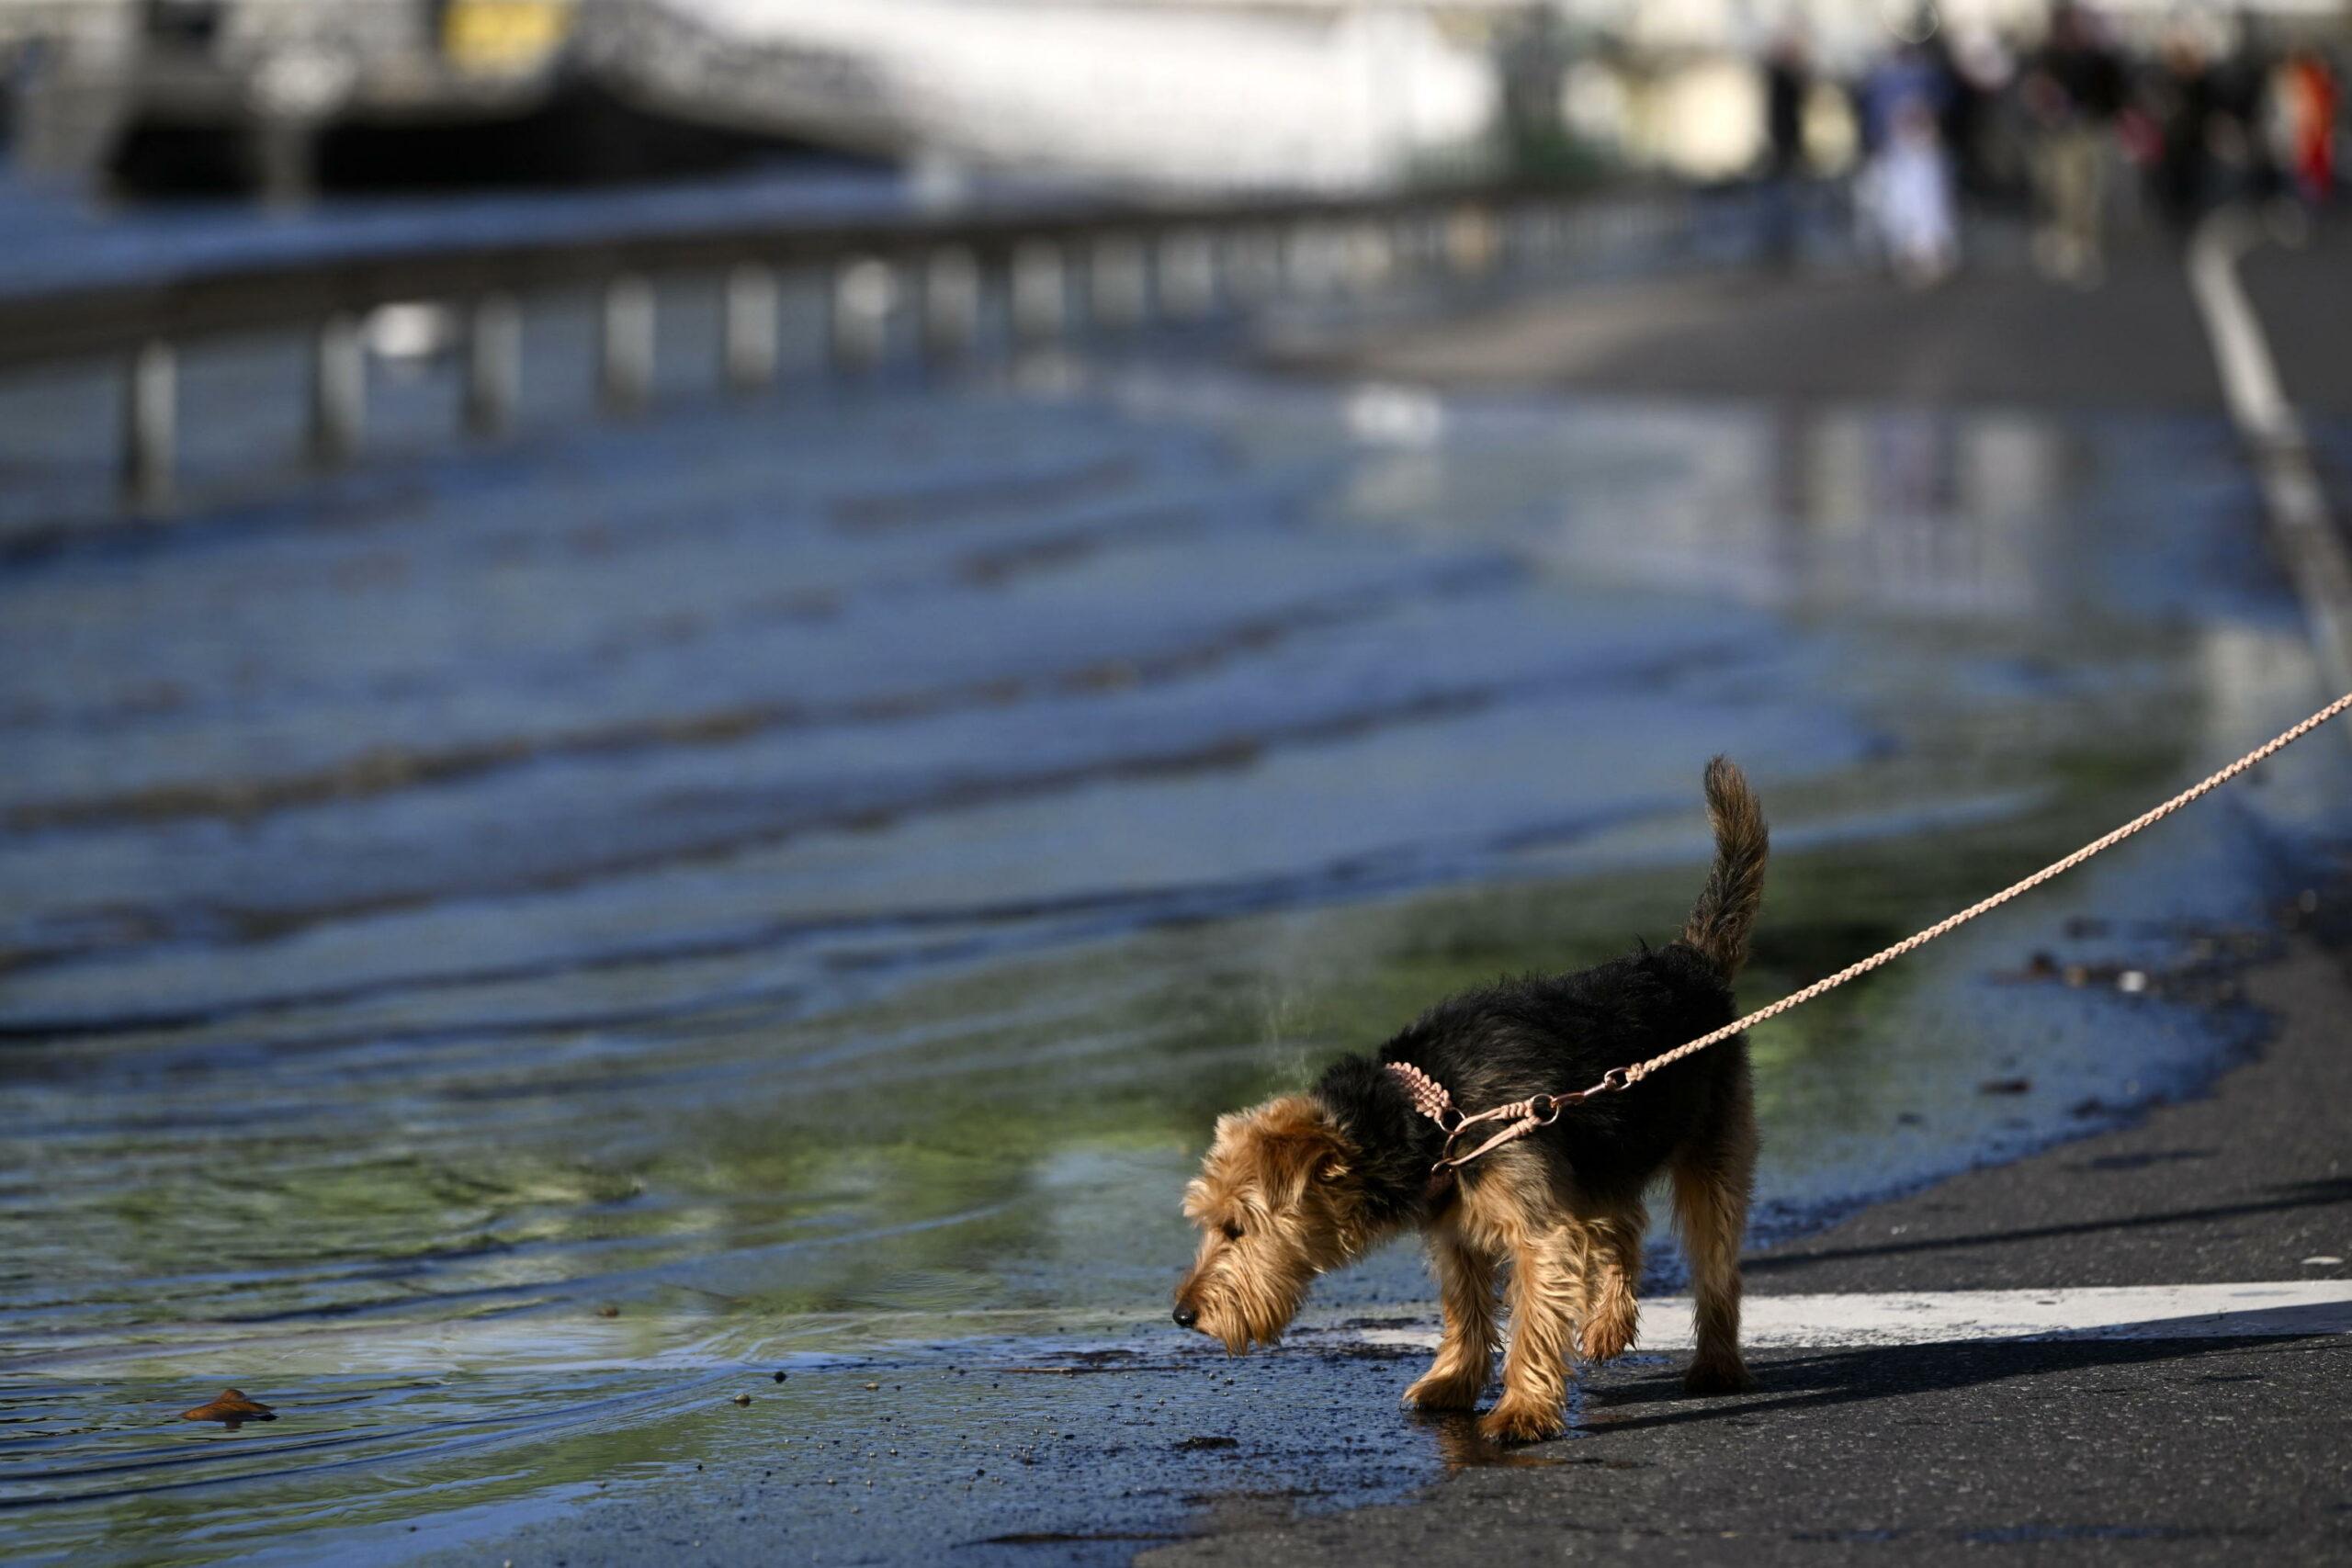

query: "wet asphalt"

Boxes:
[1283, 209, 2352, 421]
[1144, 919, 2352, 1568]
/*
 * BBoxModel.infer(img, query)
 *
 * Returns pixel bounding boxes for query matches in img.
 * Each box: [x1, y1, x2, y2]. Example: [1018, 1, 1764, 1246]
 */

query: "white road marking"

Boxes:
[1334, 1280, 2352, 1352]
[2187, 209, 2352, 697]
[18, 1284, 2349, 1382]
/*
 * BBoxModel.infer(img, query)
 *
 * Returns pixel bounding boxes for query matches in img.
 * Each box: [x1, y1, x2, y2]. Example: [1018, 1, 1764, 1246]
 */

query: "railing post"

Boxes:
[1089, 234, 1148, 331]
[465, 294, 521, 437]
[922, 247, 979, 363]
[722, 263, 779, 392]
[121, 340, 175, 513]
[831, 257, 893, 374]
[1011, 241, 1065, 347]
[308, 312, 365, 465]
[1283, 220, 1317, 297]
[600, 275, 655, 413]
[1447, 203, 1498, 279]
[1222, 226, 1277, 306]
[1387, 212, 1422, 281]
[1344, 221, 1389, 296]
[1158, 229, 1216, 321]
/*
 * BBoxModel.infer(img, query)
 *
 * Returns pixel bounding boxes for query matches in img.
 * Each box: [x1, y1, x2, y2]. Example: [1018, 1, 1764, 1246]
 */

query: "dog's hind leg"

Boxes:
[1578, 1201, 1645, 1364]
[1671, 1074, 1757, 1395]
[1402, 1226, 1499, 1411]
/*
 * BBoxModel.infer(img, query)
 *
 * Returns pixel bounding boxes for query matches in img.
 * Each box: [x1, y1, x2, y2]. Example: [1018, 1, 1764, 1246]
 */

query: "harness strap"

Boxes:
[1385, 1061, 1629, 1170]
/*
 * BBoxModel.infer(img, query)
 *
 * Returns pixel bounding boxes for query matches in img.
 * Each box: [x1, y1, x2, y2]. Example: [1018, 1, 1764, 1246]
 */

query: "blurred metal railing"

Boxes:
[0, 182, 1698, 513]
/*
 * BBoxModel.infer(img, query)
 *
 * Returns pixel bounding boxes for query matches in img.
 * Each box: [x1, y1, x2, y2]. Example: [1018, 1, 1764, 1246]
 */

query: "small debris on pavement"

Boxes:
[1979, 1077, 2033, 1095]
[733, 1393, 752, 1405]
[2302, 1256, 2344, 1267]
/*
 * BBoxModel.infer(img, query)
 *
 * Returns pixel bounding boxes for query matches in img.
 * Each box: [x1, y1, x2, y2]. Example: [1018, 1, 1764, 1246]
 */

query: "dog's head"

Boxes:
[1172, 1095, 1382, 1353]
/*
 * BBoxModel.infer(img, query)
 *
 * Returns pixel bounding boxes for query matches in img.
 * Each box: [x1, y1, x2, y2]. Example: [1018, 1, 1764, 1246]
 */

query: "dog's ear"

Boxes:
[1251, 1098, 1351, 1200]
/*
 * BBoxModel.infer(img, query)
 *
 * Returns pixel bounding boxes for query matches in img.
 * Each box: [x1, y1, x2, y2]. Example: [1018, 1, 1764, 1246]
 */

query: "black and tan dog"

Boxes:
[1173, 759, 1767, 1443]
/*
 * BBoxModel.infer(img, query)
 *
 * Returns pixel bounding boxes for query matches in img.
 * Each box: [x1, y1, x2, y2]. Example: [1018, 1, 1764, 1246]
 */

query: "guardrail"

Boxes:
[0, 181, 1696, 513]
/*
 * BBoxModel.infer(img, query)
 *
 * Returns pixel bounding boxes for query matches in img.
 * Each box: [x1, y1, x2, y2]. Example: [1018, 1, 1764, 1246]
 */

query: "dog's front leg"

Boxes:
[1403, 1229, 1498, 1411]
[1480, 1224, 1581, 1444]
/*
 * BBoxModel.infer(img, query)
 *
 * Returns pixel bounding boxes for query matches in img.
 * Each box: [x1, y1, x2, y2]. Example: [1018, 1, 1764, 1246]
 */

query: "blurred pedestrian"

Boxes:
[1942, 25, 2016, 200]
[1864, 100, 1960, 286]
[2023, 3, 2124, 284]
[1858, 34, 1959, 285]
[1759, 30, 1812, 266]
[2148, 26, 2220, 233]
[2282, 47, 2339, 206]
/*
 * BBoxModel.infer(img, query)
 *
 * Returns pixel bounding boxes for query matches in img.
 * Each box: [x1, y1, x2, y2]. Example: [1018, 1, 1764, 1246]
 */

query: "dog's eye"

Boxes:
[1221, 1222, 1243, 1242]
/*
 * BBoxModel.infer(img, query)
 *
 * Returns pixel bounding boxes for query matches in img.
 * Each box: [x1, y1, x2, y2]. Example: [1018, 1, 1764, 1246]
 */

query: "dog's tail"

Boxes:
[1681, 757, 1769, 982]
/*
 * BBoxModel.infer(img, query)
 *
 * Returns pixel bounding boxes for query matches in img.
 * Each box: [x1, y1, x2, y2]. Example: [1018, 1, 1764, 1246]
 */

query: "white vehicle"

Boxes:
[579, 0, 1499, 192]
[12, 0, 1506, 195]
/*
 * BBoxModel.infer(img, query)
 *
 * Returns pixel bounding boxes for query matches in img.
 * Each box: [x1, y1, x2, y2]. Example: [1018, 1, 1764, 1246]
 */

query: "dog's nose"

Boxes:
[1172, 1303, 1198, 1329]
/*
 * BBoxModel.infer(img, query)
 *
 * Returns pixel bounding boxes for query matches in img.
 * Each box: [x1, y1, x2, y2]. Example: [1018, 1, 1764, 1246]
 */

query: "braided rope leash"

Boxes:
[1391, 689, 2352, 1175]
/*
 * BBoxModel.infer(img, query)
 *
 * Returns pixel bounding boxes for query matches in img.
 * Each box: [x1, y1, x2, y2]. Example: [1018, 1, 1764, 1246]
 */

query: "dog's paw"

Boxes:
[1402, 1366, 1485, 1412]
[1477, 1396, 1566, 1445]
[1579, 1309, 1638, 1364]
[1683, 1356, 1755, 1396]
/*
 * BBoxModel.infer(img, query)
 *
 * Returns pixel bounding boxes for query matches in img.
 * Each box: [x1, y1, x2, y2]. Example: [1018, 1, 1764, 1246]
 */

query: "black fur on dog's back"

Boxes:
[1313, 761, 1768, 1220]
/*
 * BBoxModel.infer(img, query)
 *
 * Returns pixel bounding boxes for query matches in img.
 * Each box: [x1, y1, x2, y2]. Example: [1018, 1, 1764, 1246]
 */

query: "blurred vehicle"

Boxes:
[575, 0, 1501, 192]
[87, 0, 583, 194]
[10, 0, 1506, 197]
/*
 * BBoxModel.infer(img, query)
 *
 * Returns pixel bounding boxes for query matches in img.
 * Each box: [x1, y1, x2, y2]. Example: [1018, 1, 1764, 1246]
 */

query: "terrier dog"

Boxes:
[1173, 759, 1767, 1443]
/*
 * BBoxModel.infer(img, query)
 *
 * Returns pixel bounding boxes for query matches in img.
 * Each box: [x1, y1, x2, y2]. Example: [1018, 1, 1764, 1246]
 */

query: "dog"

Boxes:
[1173, 758, 1767, 1443]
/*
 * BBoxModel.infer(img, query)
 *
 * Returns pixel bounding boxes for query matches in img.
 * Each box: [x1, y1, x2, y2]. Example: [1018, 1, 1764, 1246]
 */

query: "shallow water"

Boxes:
[1, 335, 2346, 1562]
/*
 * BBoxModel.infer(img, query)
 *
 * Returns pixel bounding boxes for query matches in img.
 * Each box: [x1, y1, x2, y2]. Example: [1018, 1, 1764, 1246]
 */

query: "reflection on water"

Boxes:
[0, 358, 2343, 1562]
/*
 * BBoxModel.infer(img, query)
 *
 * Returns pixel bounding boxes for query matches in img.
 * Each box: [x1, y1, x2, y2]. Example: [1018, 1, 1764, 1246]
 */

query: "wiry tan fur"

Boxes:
[1176, 759, 1766, 1442]
[1176, 1096, 1397, 1356]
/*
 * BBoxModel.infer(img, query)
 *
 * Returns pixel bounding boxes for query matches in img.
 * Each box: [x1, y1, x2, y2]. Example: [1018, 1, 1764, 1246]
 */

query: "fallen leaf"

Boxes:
[181, 1388, 276, 1428]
